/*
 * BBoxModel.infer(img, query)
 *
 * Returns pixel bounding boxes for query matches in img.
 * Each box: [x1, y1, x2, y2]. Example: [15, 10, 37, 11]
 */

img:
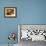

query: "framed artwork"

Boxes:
[4, 7, 17, 18]
[18, 24, 46, 41]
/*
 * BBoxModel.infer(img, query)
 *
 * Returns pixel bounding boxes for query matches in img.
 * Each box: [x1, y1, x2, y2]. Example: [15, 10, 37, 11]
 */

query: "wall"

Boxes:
[20, 0, 46, 24]
[0, 0, 46, 44]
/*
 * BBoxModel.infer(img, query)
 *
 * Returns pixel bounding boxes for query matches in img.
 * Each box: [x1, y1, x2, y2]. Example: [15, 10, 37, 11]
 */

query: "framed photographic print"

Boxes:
[4, 7, 17, 18]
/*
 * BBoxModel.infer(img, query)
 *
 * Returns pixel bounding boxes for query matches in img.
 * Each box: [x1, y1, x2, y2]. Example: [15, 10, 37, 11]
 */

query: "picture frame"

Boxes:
[18, 24, 46, 42]
[4, 7, 17, 18]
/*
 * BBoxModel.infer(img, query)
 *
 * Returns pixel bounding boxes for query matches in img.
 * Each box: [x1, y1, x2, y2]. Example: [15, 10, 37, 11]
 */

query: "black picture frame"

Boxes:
[4, 7, 17, 18]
